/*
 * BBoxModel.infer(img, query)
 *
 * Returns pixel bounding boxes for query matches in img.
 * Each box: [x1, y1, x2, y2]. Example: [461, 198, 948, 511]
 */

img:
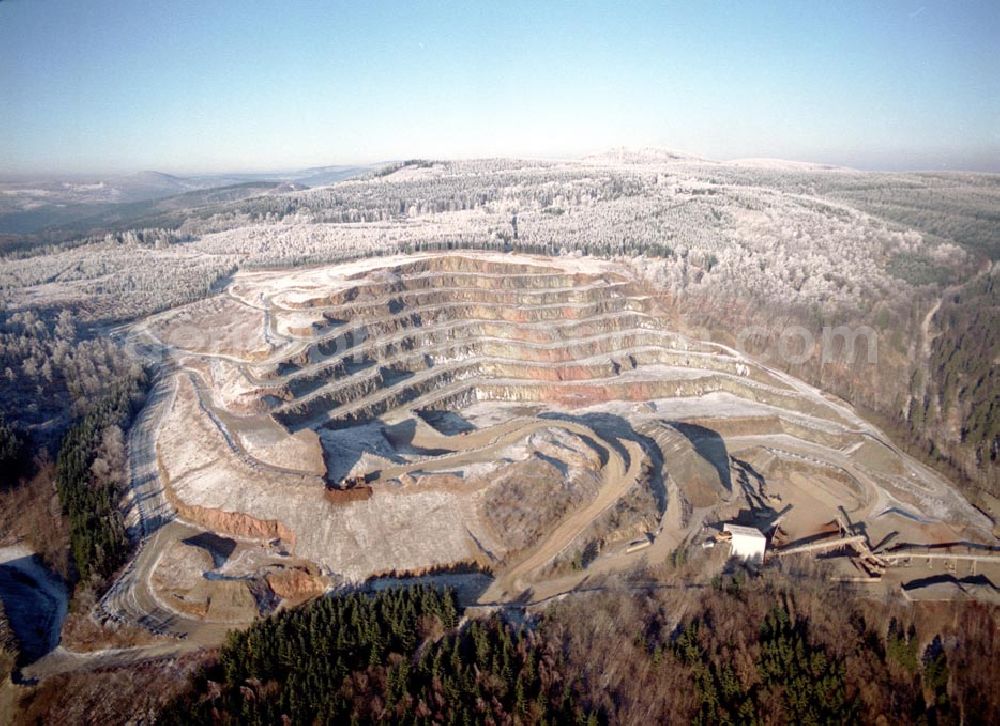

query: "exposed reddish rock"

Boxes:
[324, 485, 373, 503]
[265, 565, 328, 603]
[167, 491, 297, 548]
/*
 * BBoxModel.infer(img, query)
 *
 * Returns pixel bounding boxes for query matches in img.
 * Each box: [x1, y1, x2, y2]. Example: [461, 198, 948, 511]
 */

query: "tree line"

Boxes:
[54, 368, 147, 584]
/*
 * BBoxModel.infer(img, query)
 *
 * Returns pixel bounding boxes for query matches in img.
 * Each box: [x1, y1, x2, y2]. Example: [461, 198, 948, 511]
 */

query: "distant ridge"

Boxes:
[583, 147, 854, 171]
[293, 164, 373, 187]
[726, 158, 854, 172]
[115, 170, 200, 199]
[584, 146, 709, 164]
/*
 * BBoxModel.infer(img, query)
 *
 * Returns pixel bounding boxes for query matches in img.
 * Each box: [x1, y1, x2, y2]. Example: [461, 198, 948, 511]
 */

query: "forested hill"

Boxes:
[157, 578, 1000, 724]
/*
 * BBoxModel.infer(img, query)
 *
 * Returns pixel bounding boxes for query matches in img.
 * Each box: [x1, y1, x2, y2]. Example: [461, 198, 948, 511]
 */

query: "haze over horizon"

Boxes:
[1, 0, 998, 176]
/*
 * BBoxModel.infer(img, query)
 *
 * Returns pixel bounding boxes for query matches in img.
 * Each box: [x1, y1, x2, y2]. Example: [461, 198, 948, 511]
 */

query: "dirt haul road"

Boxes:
[482, 438, 646, 602]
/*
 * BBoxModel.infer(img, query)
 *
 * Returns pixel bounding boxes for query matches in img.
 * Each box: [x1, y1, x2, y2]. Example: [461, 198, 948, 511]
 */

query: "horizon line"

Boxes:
[2, 147, 1000, 180]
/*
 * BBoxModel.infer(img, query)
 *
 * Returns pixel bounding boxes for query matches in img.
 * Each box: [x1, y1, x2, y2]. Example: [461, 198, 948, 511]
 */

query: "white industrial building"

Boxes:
[723, 523, 767, 562]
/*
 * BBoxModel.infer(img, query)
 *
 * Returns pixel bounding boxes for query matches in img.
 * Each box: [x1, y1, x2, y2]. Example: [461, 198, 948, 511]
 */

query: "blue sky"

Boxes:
[1, 0, 998, 174]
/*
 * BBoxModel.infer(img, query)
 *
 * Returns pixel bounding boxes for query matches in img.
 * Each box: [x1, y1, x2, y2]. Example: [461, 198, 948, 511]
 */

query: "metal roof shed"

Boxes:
[723, 523, 767, 562]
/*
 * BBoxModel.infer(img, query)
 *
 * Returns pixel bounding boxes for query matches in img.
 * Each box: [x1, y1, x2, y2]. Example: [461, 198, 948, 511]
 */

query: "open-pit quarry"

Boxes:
[105, 252, 997, 638]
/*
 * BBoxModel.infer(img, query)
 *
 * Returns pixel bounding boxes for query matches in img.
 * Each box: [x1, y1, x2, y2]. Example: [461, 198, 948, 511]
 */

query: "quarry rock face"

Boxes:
[264, 566, 329, 603]
[140, 252, 994, 607]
